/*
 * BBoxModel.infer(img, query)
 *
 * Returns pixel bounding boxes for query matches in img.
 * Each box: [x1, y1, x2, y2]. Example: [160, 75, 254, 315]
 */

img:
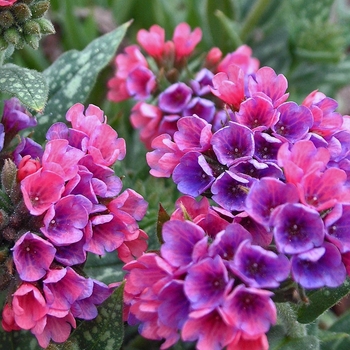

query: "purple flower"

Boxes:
[211, 171, 254, 211]
[245, 177, 299, 227]
[325, 204, 350, 253]
[12, 232, 56, 282]
[41, 194, 92, 245]
[208, 223, 252, 260]
[291, 242, 346, 288]
[173, 152, 215, 197]
[230, 240, 290, 288]
[270, 203, 325, 254]
[221, 285, 276, 337]
[54, 240, 87, 266]
[158, 82, 192, 113]
[272, 102, 313, 142]
[182, 97, 215, 123]
[160, 220, 207, 268]
[254, 132, 282, 163]
[232, 159, 283, 179]
[2, 97, 37, 134]
[13, 137, 43, 165]
[190, 68, 214, 96]
[184, 255, 233, 311]
[211, 121, 254, 167]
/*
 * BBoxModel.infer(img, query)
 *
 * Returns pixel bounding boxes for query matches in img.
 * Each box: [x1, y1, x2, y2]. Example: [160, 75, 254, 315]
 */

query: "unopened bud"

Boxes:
[17, 155, 41, 181]
[0, 246, 9, 264]
[24, 33, 40, 49]
[3, 27, 24, 49]
[0, 10, 15, 29]
[23, 19, 40, 35]
[35, 17, 55, 35]
[11, 3, 32, 23]
[0, 209, 9, 230]
[2, 159, 17, 196]
[30, 0, 50, 18]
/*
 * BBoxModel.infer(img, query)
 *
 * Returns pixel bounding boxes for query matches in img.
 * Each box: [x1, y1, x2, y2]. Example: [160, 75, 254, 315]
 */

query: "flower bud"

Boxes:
[11, 3, 32, 23]
[17, 155, 41, 181]
[35, 17, 55, 35]
[23, 19, 40, 35]
[24, 33, 39, 49]
[0, 246, 9, 264]
[3, 27, 24, 49]
[0, 10, 15, 29]
[2, 159, 17, 196]
[30, 0, 50, 18]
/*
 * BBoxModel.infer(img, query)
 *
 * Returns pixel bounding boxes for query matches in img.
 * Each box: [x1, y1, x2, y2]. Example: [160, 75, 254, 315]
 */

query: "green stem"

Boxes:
[240, 0, 272, 42]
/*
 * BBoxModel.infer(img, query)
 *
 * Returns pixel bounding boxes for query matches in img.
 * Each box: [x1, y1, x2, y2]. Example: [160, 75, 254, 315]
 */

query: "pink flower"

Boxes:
[17, 155, 41, 181]
[0, 0, 17, 7]
[211, 65, 245, 110]
[137, 24, 166, 60]
[21, 169, 65, 215]
[12, 283, 48, 332]
[172, 23, 202, 62]
[12, 232, 56, 282]
[1, 304, 21, 332]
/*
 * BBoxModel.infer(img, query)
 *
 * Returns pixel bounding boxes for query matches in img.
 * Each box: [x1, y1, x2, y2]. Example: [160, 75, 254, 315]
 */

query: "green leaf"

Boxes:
[0, 64, 48, 112]
[66, 282, 125, 350]
[297, 278, 350, 324]
[35, 21, 131, 141]
[156, 204, 170, 244]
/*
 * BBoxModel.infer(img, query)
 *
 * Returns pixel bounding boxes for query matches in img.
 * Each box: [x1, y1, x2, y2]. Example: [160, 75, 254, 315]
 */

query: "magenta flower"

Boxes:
[21, 169, 65, 215]
[291, 243, 346, 288]
[182, 309, 237, 350]
[253, 132, 282, 162]
[230, 240, 290, 288]
[211, 122, 254, 167]
[0, 0, 17, 6]
[221, 285, 276, 337]
[182, 97, 215, 123]
[43, 267, 93, 317]
[190, 68, 214, 96]
[158, 82, 193, 114]
[270, 203, 325, 254]
[184, 255, 233, 311]
[41, 194, 92, 245]
[174, 115, 212, 152]
[12, 232, 56, 282]
[235, 94, 278, 131]
[126, 66, 157, 100]
[211, 65, 245, 110]
[248, 66, 289, 107]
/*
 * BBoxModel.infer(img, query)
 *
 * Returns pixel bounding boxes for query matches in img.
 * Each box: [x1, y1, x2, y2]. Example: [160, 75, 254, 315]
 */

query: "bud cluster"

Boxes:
[0, 0, 54, 51]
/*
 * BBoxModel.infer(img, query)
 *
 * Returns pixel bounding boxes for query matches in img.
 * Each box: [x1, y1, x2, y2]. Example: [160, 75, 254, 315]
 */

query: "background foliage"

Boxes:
[3, 0, 350, 349]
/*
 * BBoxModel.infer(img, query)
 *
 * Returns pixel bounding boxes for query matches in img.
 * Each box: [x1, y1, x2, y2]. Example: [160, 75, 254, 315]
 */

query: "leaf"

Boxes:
[35, 21, 131, 141]
[0, 64, 48, 112]
[297, 278, 350, 324]
[157, 203, 170, 244]
[66, 282, 125, 350]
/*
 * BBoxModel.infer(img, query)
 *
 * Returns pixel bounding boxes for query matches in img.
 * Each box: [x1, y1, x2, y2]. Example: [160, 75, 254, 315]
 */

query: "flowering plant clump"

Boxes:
[2, 0, 350, 349]
[107, 21, 350, 350]
[0, 99, 148, 347]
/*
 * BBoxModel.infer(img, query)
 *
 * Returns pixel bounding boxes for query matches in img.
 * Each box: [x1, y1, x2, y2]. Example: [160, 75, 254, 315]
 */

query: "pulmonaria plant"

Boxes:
[0, 99, 148, 348]
[113, 21, 350, 350]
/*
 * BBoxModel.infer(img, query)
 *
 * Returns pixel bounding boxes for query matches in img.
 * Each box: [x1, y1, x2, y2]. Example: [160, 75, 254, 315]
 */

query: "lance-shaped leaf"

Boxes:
[297, 278, 350, 324]
[0, 64, 48, 112]
[35, 21, 131, 141]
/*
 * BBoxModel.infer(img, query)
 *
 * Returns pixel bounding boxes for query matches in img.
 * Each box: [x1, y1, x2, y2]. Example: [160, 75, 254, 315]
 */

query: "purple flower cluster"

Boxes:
[1, 102, 148, 348]
[124, 196, 282, 350]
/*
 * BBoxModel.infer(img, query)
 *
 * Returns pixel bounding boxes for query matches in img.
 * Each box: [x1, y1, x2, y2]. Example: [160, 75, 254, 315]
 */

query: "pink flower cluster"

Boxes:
[1, 103, 148, 348]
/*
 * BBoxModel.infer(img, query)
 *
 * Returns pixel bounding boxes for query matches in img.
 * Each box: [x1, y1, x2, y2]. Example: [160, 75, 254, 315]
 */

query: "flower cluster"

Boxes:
[123, 195, 287, 350]
[116, 22, 350, 349]
[0, 100, 148, 348]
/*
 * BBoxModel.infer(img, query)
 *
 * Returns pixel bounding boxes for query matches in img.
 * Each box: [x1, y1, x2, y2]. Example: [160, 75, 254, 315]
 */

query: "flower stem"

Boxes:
[240, 0, 272, 42]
